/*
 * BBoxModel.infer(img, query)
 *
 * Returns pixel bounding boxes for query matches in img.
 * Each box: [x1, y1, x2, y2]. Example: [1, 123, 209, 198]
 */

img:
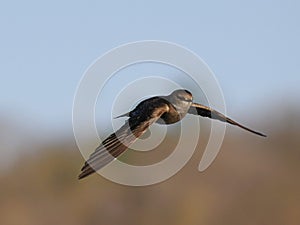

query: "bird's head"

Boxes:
[168, 89, 193, 111]
[170, 89, 193, 102]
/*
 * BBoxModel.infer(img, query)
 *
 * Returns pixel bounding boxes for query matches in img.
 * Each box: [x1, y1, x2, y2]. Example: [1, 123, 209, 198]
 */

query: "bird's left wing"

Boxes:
[188, 102, 266, 137]
[78, 102, 169, 179]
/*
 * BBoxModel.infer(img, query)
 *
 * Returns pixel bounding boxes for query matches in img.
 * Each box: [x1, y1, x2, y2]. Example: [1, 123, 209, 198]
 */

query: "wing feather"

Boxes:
[78, 103, 169, 179]
[188, 103, 266, 137]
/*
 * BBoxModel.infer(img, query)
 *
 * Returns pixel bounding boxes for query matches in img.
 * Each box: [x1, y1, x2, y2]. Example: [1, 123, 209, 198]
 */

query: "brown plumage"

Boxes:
[78, 98, 170, 179]
[188, 103, 266, 137]
[78, 89, 266, 179]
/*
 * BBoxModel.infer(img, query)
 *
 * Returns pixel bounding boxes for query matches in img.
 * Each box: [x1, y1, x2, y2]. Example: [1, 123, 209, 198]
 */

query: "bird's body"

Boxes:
[130, 91, 192, 125]
[78, 89, 266, 179]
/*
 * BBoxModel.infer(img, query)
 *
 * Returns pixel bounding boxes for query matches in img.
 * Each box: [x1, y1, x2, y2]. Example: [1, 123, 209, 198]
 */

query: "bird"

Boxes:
[78, 89, 266, 179]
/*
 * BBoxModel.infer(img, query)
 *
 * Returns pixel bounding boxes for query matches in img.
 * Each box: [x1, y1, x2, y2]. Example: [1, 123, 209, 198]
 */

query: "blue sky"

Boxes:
[1, 0, 300, 135]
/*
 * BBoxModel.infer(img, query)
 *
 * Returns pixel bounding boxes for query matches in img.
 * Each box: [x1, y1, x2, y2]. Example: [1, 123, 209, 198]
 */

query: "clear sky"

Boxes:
[1, 0, 300, 136]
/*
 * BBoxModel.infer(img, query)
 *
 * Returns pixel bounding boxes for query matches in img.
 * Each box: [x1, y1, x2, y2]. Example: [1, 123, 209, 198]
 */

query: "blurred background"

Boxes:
[1, 1, 300, 225]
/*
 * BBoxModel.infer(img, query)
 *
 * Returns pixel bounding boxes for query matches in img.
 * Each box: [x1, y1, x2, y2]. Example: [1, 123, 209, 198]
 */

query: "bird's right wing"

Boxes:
[78, 102, 169, 179]
[188, 102, 266, 137]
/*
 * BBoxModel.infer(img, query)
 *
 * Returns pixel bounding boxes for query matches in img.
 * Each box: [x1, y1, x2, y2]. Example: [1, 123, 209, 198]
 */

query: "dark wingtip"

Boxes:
[78, 171, 88, 180]
[78, 172, 90, 180]
[247, 129, 267, 137]
[78, 173, 85, 180]
[259, 133, 267, 138]
[250, 130, 267, 137]
[78, 166, 95, 180]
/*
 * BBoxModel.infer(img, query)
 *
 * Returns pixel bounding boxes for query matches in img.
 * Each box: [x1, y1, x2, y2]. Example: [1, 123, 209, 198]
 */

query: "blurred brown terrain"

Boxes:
[0, 110, 299, 225]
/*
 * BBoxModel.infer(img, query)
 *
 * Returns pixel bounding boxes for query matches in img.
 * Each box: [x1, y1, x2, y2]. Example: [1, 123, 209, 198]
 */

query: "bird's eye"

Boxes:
[178, 96, 191, 102]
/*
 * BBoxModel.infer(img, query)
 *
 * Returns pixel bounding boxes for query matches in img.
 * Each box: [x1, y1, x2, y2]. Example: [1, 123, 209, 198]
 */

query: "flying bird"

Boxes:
[79, 89, 266, 179]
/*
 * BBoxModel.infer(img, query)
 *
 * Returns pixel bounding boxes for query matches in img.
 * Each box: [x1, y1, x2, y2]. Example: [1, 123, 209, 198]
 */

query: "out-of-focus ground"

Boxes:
[0, 107, 299, 225]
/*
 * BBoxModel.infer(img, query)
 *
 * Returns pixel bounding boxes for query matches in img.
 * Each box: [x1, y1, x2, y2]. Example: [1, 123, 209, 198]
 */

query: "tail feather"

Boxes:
[114, 112, 130, 119]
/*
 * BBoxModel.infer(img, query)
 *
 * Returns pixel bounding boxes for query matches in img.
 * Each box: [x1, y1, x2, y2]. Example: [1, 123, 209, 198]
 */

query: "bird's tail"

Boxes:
[113, 112, 130, 119]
